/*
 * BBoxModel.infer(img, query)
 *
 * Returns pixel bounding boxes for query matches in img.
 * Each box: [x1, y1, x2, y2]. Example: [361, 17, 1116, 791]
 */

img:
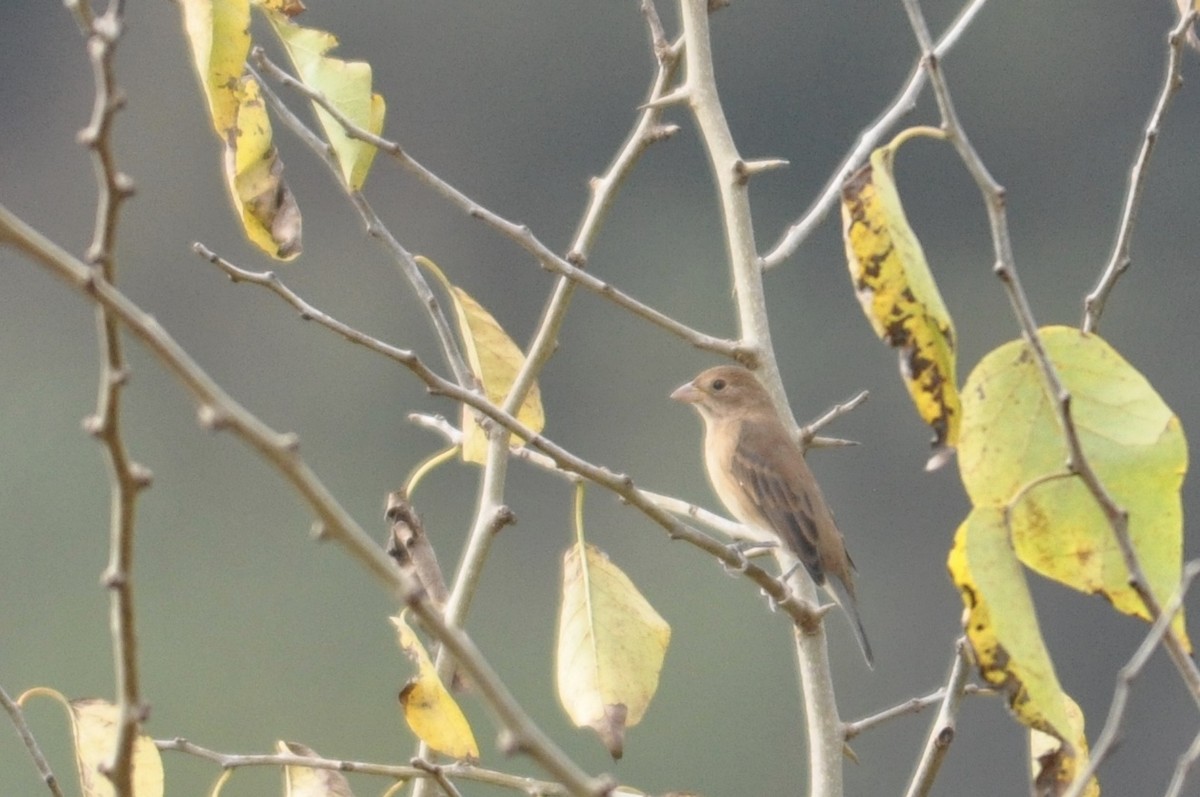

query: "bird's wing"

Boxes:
[728, 423, 825, 586]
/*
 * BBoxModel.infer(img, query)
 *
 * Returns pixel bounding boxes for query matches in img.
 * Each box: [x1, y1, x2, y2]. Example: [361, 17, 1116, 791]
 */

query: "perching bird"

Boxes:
[671, 365, 873, 666]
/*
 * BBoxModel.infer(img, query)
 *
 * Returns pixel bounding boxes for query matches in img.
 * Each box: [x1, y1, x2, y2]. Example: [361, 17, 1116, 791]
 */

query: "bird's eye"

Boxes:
[711, 378, 727, 391]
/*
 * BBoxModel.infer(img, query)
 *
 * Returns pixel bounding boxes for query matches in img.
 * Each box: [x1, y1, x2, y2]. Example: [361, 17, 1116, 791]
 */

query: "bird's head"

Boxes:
[670, 365, 773, 422]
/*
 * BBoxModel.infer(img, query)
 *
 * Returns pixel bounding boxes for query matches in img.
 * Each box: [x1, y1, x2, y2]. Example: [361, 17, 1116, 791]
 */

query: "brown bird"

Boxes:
[671, 365, 873, 666]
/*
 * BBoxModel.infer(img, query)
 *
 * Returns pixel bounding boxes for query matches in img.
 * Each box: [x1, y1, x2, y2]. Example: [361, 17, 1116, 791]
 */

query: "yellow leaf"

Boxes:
[556, 542, 671, 759]
[959, 326, 1189, 647]
[415, 255, 545, 464]
[179, 1, 302, 260]
[17, 689, 163, 797]
[277, 741, 355, 797]
[391, 614, 479, 761]
[841, 127, 959, 461]
[948, 509, 1076, 745]
[266, 12, 385, 189]
[222, 77, 303, 260]
[180, 0, 251, 135]
[1030, 696, 1099, 797]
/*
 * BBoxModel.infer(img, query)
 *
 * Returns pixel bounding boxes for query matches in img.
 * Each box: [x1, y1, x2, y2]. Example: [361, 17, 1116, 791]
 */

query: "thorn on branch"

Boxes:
[102, 567, 127, 589]
[113, 172, 136, 199]
[109, 366, 131, 388]
[82, 413, 105, 437]
[129, 462, 154, 489]
[491, 506, 517, 534]
[496, 729, 520, 756]
[196, 404, 228, 431]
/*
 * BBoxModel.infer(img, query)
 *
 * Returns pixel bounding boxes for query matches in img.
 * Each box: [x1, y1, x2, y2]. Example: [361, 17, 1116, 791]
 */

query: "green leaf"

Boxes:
[266, 11, 385, 189]
[959, 326, 1189, 647]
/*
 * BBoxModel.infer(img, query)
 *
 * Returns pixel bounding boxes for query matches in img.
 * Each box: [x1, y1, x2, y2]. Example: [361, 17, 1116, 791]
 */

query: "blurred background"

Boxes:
[2, 1, 1199, 794]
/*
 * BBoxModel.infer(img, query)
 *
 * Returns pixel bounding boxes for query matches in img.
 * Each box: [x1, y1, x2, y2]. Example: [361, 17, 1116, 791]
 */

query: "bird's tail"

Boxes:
[824, 575, 874, 669]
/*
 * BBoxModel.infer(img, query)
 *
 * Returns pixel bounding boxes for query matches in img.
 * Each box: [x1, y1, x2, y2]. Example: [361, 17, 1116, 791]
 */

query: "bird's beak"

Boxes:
[670, 380, 702, 404]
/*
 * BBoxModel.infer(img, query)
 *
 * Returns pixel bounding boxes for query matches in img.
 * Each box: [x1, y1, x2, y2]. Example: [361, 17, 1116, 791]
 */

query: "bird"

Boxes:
[671, 364, 873, 666]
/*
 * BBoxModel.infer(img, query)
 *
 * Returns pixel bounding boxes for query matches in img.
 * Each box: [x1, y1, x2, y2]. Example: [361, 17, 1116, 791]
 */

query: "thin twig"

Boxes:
[902, 638, 973, 797]
[247, 67, 475, 392]
[249, 49, 748, 365]
[901, 0, 1200, 711]
[0, 205, 610, 797]
[0, 686, 65, 797]
[1062, 560, 1200, 797]
[1163, 726, 1200, 797]
[412, 759, 466, 797]
[759, 0, 989, 270]
[407, 410, 775, 547]
[155, 738, 568, 795]
[64, 0, 146, 792]
[195, 244, 417, 365]
[1083, 9, 1196, 332]
[844, 683, 995, 741]
[799, 389, 868, 449]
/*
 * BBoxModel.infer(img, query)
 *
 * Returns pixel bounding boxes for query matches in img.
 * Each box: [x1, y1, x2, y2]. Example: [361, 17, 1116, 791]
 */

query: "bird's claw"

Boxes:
[720, 539, 777, 576]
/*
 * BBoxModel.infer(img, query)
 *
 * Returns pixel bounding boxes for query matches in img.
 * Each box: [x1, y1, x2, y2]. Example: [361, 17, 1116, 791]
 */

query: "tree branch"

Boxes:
[901, 638, 973, 797]
[843, 682, 993, 741]
[247, 68, 475, 391]
[0, 686, 64, 797]
[1082, 9, 1196, 332]
[250, 48, 750, 365]
[676, 0, 847, 793]
[155, 737, 570, 795]
[1063, 560, 1200, 797]
[0, 204, 610, 797]
[759, 0, 989, 271]
[65, 0, 146, 792]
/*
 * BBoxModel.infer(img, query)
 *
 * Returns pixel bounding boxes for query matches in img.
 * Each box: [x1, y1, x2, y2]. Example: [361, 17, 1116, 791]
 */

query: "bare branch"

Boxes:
[902, 638, 973, 797]
[799, 389, 869, 449]
[1164, 726, 1200, 797]
[64, 0, 146, 791]
[1083, 9, 1197, 333]
[844, 682, 995, 741]
[0, 686, 65, 797]
[676, 0, 846, 790]
[155, 738, 569, 795]
[247, 68, 475, 391]
[0, 205, 609, 797]
[1063, 560, 1200, 797]
[194, 244, 417, 366]
[412, 759, 466, 797]
[760, 0, 989, 270]
[250, 49, 749, 365]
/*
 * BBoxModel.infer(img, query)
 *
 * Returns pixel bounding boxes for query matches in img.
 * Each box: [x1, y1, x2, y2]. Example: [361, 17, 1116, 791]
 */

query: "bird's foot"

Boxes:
[720, 539, 777, 576]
